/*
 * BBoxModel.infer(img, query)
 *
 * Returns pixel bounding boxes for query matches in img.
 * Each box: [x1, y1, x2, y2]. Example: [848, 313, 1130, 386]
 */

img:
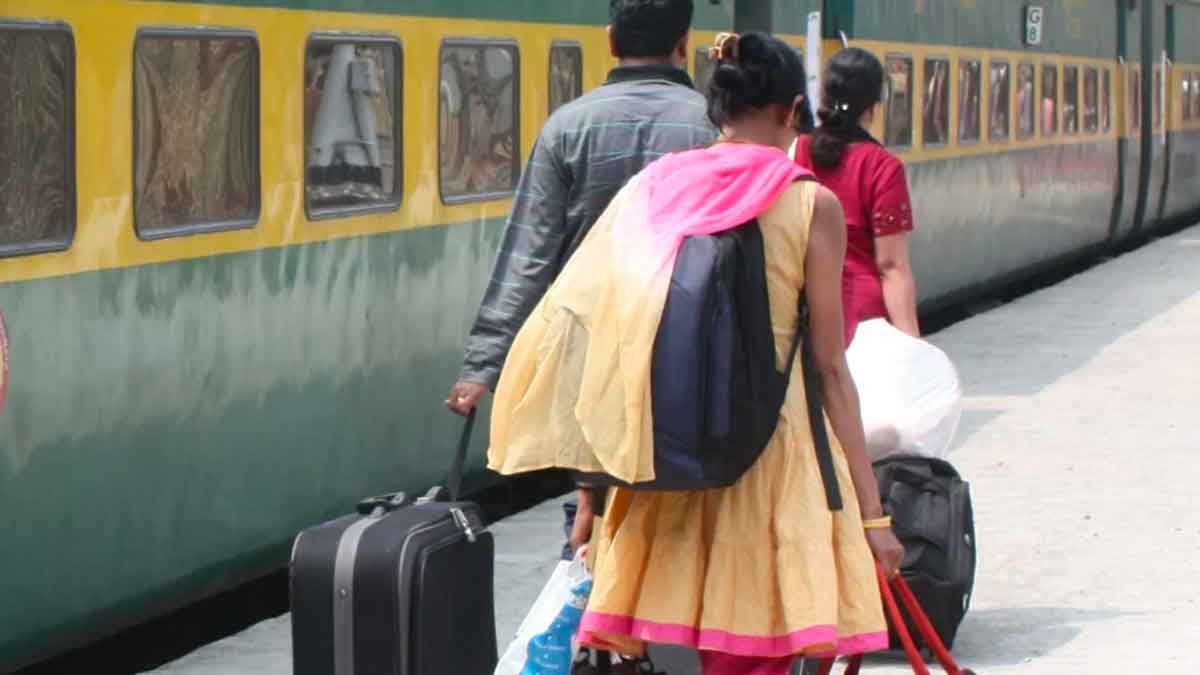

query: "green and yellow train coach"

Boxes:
[1, 0, 1197, 670]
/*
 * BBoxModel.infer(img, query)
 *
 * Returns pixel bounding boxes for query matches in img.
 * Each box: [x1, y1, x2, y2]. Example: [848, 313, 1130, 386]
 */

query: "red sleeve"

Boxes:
[866, 150, 914, 237]
[792, 135, 814, 169]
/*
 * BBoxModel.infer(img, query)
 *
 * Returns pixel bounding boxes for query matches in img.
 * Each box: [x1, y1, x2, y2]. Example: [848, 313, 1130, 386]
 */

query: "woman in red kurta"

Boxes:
[795, 48, 920, 345]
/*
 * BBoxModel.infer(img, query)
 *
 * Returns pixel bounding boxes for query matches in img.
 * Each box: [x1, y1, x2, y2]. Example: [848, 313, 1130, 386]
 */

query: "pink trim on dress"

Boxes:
[579, 610, 889, 658]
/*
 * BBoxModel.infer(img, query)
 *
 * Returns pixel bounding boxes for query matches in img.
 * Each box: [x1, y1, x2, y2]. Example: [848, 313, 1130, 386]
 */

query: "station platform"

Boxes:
[148, 223, 1200, 675]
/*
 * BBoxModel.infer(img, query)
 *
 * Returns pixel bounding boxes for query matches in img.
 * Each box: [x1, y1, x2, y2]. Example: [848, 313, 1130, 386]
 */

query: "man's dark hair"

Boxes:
[609, 0, 694, 59]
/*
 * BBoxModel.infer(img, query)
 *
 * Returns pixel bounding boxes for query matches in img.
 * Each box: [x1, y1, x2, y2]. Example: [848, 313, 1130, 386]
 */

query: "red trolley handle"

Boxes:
[816, 564, 973, 675]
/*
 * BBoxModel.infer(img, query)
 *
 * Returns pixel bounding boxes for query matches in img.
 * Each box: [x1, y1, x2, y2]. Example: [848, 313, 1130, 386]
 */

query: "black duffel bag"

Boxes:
[875, 456, 977, 650]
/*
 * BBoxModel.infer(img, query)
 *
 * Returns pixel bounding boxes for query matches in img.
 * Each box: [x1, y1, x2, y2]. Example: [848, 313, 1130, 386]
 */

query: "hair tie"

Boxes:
[709, 32, 740, 62]
[820, 101, 852, 125]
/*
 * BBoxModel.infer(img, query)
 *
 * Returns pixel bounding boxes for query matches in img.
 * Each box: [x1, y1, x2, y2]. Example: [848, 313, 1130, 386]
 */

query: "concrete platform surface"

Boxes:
[150, 224, 1200, 674]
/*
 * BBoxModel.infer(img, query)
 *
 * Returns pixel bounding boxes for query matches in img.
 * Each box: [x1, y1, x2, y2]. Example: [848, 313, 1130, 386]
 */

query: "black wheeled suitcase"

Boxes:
[290, 412, 497, 675]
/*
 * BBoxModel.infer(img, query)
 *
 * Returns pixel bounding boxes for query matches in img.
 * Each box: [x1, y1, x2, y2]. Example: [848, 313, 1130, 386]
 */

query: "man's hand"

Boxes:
[446, 381, 490, 416]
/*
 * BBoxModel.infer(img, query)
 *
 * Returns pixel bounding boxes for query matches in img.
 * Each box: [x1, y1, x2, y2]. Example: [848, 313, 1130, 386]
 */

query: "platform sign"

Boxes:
[806, 11, 822, 123]
[1025, 6, 1044, 46]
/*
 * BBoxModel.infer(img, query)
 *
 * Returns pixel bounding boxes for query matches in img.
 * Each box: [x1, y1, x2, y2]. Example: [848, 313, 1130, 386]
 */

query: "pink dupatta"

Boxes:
[620, 143, 811, 272]
[490, 142, 812, 485]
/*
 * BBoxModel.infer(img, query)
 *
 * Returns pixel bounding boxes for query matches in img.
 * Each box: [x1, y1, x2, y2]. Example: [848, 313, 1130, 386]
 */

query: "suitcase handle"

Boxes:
[356, 491, 411, 515]
[446, 409, 476, 502]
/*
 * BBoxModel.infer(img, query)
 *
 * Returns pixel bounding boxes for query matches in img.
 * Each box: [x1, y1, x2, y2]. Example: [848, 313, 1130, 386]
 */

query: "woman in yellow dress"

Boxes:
[489, 32, 904, 675]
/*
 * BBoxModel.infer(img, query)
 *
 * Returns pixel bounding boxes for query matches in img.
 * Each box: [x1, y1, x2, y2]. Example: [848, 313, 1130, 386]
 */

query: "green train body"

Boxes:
[0, 0, 1197, 670]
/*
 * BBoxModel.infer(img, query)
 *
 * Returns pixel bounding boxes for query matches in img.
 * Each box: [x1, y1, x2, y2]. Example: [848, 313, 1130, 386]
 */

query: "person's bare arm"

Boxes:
[875, 233, 920, 337]
[805, 186, 904, 574]
[569, 488, 595, 552]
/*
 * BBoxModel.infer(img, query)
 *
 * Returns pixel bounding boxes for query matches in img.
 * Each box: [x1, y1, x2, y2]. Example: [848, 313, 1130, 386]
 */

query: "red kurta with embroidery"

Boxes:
[794, 136, 913, 344]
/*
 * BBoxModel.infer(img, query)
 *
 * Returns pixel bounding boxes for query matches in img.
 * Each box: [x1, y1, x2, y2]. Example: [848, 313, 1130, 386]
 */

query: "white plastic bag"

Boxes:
[495, 549, 593, 675]
[845, 319, 963, 462]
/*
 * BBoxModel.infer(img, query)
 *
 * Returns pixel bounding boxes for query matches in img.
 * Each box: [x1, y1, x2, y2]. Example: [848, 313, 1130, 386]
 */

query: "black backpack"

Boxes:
[875, 456, 977, 649]
[574, 215, 843, 510]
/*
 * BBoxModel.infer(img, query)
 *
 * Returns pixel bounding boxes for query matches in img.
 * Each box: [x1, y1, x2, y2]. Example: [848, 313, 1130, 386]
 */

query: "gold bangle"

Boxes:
[862, 516, 892, 530]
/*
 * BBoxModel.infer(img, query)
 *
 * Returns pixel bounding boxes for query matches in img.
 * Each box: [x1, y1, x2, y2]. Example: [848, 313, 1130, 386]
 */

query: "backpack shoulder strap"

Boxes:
[798, 298, 844, 511]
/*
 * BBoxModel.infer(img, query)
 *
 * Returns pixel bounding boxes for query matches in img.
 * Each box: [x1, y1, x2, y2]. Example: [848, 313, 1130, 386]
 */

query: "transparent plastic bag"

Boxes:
[495, 549, 593, 675]
[846, 319, 963, 462]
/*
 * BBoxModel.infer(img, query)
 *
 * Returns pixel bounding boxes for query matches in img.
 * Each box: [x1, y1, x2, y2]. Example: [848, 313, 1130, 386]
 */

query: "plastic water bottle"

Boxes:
[520, 578, 593, 674]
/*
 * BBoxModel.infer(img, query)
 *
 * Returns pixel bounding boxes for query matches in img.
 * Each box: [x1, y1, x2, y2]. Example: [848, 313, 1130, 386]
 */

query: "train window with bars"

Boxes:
[1042, 63, 1059, 136]
[1083, 67, 1099, 133]
[1192, 73, 1200, 120]
[1153, 68, 1163, 130]
[958, 58, 981, 143]
[0, 23, 74, 257]
[304, 36, 402, 219]
[1184, 74, 1193, 122]
[1017, 62, 1036, 139]
[1063, 66, 1079, 135]
[439, 40, 520, 203]
[1101, 69, 1112, 132]
[549, 42, 583, 114]
[989, 60, 1011, 141]
[1130, 70, 1141, 131]
[134, 29, 259, 238]
[922, 57, 950, 146]
[694, 47, 715, 94]
[884, 55, 913, 148]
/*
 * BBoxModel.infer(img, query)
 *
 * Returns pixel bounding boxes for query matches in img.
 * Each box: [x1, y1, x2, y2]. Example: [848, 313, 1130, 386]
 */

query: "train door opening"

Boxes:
[1109, 0, 1130, 242]
[1151, 3, 1175, 226]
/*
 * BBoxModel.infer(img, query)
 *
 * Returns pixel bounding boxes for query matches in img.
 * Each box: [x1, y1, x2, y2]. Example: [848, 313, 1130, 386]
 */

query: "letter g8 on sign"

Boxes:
[1026, 6, 1044, 46]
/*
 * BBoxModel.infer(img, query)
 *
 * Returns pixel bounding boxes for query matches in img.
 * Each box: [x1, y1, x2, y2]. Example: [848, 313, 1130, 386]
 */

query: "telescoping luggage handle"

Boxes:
[356, 410, 477, 516]
[446, 408, 477, 502]
[817, 564, 975, 675]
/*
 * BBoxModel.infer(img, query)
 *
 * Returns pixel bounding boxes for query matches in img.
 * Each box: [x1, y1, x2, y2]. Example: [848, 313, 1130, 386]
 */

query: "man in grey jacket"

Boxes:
[446, 0, 716, 553]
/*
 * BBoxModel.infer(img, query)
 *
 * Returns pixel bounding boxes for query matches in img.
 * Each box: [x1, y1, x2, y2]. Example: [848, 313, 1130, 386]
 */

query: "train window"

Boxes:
[1130, 70, 1141, 131]
[1153, 68, 1162, 130]
[1100, 69, 1112, 132]
[922, 58, 950, 146]
[1063, 66, 1079, 135]
[1184, 75, 1193, 122]
[694, 47, 715, 94]
[989, 60, 1011, 141]
[1017, 63, 1036, 139]
[1083, 67, 1099, 133]
[958, 58, 981, 143]
[549, 42, 583, 114]
[1192, 73, 1200, 120]
[0, 23, 74, 257]
[134, 30, 259, 238]
[1042, 64, 1059, 136]
[439, 40, 520, 203]
[883, 55, 913, 148]
[304, 36, 402, 220]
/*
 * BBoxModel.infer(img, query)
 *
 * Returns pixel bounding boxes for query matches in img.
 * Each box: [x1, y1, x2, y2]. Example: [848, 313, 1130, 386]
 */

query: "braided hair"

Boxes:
[810, 47, 885, 169]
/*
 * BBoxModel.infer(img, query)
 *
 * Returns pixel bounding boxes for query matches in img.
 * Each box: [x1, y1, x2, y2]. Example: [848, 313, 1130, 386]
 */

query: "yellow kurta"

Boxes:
[489, 170, 887, 659]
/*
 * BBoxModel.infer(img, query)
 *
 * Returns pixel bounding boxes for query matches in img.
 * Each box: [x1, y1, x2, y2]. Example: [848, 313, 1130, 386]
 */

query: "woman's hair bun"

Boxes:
[704, 31, 807, 129]
[712, 62, 750, 92]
